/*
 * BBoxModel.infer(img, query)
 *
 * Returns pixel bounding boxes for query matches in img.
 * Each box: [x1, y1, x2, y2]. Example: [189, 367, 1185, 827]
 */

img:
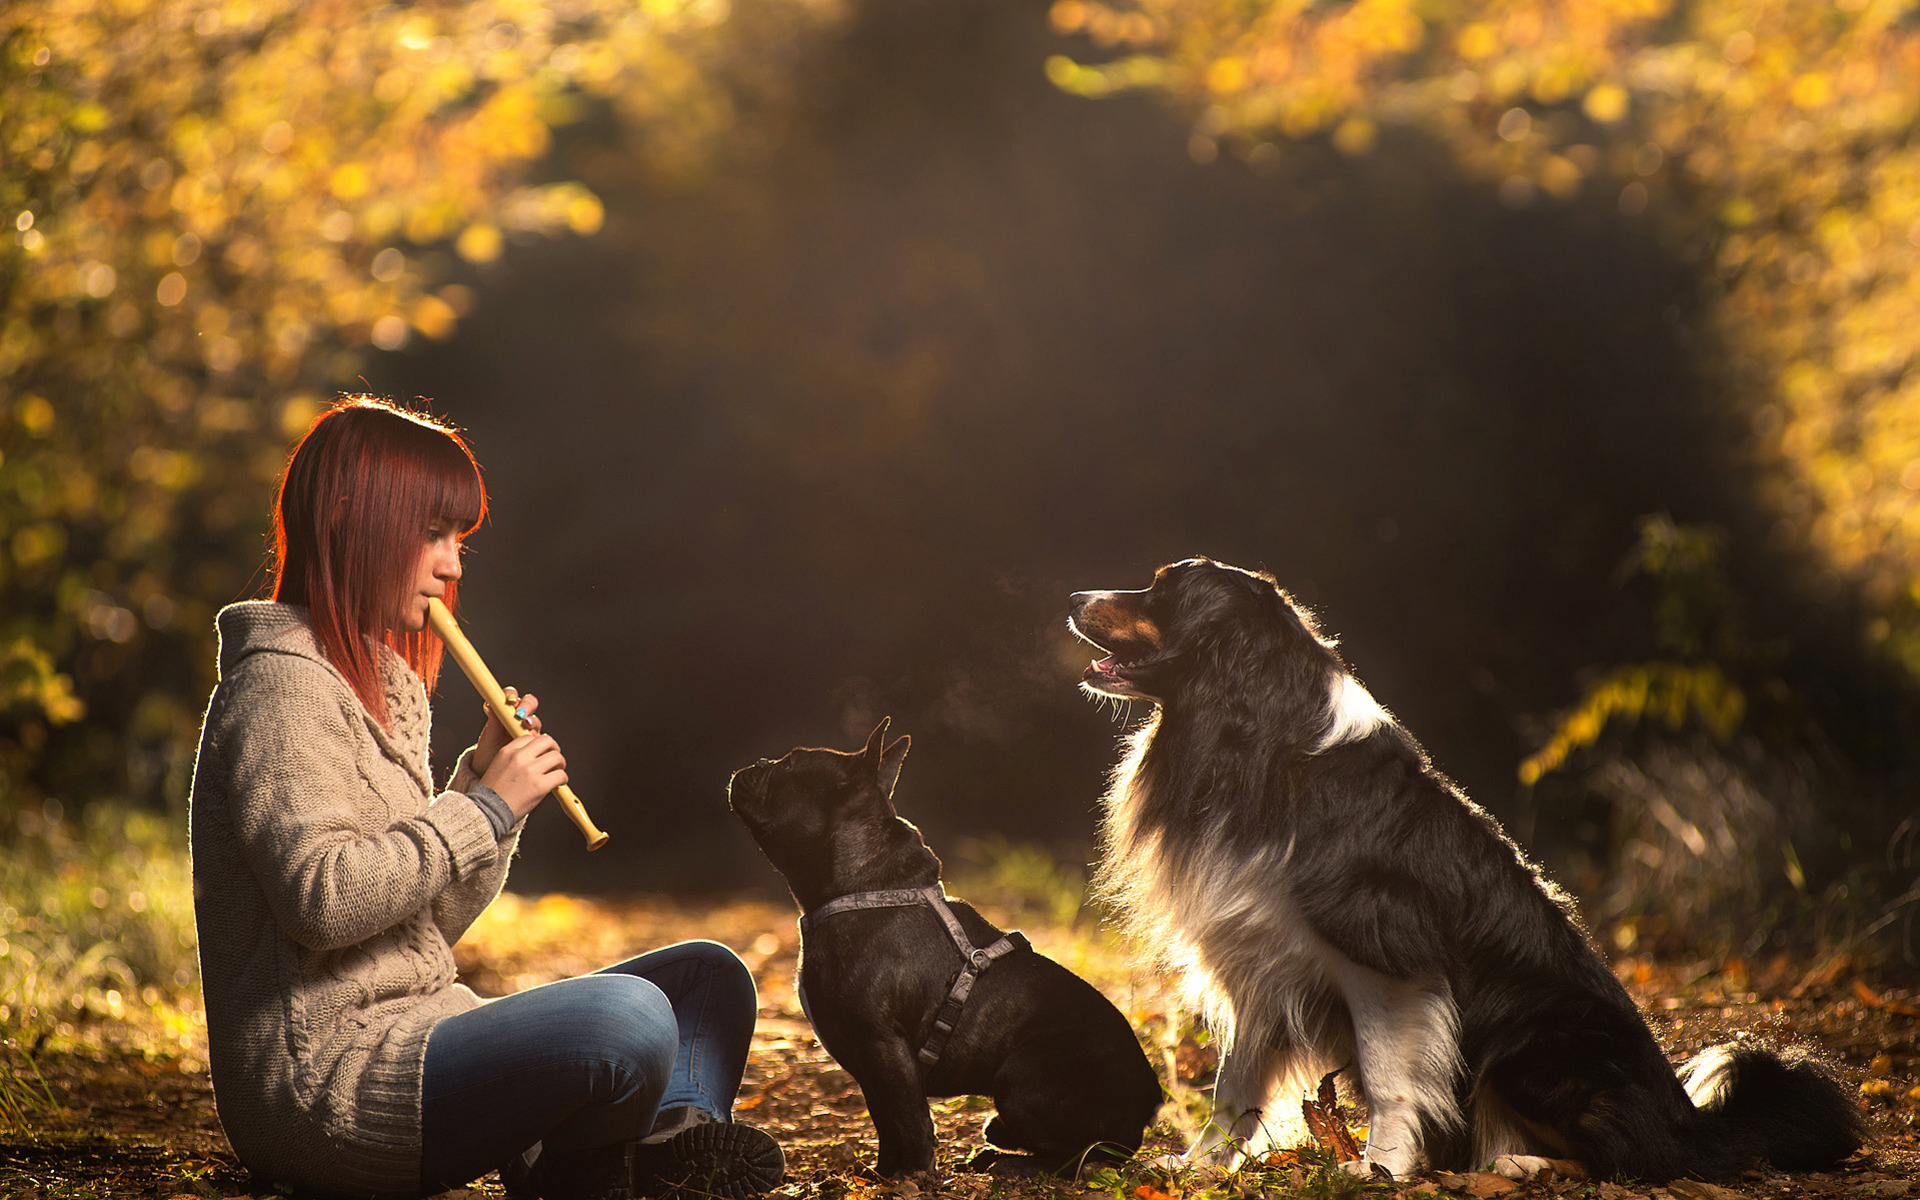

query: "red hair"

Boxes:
[271, 396, 488, 727]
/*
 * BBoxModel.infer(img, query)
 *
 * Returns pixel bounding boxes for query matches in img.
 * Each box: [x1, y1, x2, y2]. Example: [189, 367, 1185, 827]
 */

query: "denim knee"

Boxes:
[683, 941, 757, 1008]
[569, 973, 678, 1091]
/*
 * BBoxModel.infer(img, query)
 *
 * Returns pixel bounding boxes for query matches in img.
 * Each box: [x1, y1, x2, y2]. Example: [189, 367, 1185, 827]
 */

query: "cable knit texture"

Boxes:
[189, 601, 523, 1197]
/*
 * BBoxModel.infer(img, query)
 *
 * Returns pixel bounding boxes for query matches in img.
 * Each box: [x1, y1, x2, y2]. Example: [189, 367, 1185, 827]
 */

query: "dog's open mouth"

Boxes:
[1069, 600, 1164, 700]
[1082, 650, 1142, 691]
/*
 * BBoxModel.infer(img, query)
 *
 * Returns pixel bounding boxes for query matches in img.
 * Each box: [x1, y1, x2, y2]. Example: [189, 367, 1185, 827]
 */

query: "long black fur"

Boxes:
[1069, 558, 1862, 1181]
[727, 721, 1163, 1178]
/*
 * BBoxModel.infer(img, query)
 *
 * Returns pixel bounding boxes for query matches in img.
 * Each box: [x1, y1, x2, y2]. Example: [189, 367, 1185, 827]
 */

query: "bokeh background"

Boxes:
[5, 0, 1919, 960]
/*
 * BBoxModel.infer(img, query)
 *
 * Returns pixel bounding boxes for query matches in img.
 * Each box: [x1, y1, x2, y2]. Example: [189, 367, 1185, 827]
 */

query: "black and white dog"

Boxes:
[1069, 558, 1862, 1181]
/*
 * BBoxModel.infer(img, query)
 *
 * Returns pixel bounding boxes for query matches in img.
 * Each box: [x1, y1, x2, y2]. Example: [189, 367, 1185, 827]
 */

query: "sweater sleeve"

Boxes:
[432, 748, 525, 945]
[213, 655, 500, 953]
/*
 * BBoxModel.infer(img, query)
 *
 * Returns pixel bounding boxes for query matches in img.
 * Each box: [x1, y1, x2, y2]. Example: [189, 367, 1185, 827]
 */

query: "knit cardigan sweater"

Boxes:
[189, 602, 523, 1197]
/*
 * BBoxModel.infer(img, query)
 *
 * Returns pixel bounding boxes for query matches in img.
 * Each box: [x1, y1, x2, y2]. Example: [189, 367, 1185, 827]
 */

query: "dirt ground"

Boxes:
[2, 891, 1915, 1200]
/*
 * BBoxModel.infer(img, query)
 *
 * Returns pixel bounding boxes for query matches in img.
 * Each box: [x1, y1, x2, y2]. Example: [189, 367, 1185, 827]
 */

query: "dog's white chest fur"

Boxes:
[1096, 719, 1464, 1176]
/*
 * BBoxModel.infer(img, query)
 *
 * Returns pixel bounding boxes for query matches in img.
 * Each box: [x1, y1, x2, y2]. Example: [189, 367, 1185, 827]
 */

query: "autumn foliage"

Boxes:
[1048, 0, 1920, 677]
[0, 0, 835, 807]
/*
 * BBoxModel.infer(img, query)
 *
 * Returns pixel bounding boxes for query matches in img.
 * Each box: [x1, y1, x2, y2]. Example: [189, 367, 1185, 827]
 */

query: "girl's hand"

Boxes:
[479, 728, 568, 819]
[471, 687, 540, 777]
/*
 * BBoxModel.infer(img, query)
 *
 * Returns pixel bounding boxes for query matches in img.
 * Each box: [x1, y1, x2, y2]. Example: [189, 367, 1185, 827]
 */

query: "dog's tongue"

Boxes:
[1084, 656, 1117, 681]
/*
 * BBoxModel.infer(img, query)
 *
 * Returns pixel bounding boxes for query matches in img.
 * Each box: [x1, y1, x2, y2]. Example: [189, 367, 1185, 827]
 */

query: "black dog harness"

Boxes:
[800, 884, 1030, 1069]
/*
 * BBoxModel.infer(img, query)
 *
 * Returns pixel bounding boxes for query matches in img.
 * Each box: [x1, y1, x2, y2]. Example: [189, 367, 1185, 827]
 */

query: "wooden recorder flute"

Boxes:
[426, 597, 610, 851]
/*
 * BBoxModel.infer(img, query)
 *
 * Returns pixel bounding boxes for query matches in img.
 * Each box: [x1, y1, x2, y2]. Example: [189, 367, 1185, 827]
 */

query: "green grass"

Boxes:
[0, 801, 202, 1129]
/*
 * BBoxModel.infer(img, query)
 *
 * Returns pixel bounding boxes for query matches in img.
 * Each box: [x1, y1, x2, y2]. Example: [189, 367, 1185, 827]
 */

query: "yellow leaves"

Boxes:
[14, 396, 56, 435]
[328, 161, 372, 201]
[1519, 663, 1747, 786]
[1456, 22, 1498, 61]
[1045, 54, 1167, 99]
[1790, 71, 1833, 109]
[1049, 0, 1162, 50]
[128, 446, 199, 490]
[1342, 0, 1423, 57]
[1583, 81, 1629, 123]
[278, 395, 322, 439]
[9, 523, 68, 570]
[1206, 56, 1249, 96]
[67, 102, 110, 133]
[456, 222, 504, 263]
[1539, 153, 1584, 198]
[1, 637, 85, 725]
[1332, 116, 1377, 156]
[411, 293, 458, 341]
[395, 14, 438, 53]
[562, 187, 605, 236]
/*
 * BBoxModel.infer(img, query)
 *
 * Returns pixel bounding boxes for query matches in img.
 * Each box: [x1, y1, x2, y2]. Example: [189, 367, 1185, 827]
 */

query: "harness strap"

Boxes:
[800, 885, 1028, 1070]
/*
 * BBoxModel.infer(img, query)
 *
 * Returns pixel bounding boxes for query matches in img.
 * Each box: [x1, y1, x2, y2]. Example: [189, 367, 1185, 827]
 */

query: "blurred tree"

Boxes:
[1046, 0, 1920, 674]
[0, 0, 836, 812]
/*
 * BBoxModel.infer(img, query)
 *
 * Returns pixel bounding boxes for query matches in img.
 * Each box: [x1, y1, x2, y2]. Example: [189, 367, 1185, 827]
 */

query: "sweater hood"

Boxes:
[215, 601, 328, 679]
[214, 601, 436, 797]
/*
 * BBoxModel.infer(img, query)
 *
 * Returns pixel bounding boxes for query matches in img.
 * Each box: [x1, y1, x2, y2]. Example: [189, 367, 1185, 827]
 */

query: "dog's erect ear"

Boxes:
[862, 717, 891, 765]
[878, 734, 910, 799]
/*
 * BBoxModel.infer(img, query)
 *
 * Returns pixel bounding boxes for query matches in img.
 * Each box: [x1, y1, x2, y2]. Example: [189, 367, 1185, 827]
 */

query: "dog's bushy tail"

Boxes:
[1679, 1041, 1864, 1176]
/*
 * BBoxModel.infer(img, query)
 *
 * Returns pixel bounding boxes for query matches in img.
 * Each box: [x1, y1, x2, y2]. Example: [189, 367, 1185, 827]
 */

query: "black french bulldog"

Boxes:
[726, 719, 1163, 1179]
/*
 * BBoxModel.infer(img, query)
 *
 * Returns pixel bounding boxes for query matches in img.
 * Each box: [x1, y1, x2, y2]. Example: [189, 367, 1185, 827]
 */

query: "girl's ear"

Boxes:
[879, 734, 911, 799]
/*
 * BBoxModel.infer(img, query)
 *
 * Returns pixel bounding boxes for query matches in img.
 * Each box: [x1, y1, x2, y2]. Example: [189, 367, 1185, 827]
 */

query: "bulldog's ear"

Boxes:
[862, 716, 892, 764]
[878, 734, 911, 799]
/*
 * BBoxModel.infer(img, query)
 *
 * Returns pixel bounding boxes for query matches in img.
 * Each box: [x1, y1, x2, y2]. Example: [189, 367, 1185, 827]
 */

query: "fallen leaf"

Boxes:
[1853, 979, 1920, 1017]
[1668, 1181, 1745, 1200]
[1792, 954, 1850, 997]
[1300, 1072, 1361, 1162]
[1540, 1157, 1587, 1180]
[1433, 1171, 1521, 1196]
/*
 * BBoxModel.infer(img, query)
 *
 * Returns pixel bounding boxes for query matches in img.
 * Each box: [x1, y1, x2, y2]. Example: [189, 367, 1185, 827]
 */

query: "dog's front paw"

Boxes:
[1338, 1160, 1393, 1181]
[1489, 1154, 1585, 1181]
[963, 1150, 1058, 1178]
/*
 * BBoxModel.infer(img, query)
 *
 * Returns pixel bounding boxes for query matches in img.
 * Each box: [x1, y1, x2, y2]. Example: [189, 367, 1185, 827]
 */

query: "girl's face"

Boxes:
[388, 517, 465, 633]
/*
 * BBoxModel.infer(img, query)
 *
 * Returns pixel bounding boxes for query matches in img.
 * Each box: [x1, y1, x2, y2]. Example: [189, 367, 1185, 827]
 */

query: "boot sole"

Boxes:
[628, 1122, 786, 1199]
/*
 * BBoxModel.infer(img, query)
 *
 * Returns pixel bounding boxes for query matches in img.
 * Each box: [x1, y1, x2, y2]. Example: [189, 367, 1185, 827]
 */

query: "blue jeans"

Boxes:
[418, 940, 757, 1191]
